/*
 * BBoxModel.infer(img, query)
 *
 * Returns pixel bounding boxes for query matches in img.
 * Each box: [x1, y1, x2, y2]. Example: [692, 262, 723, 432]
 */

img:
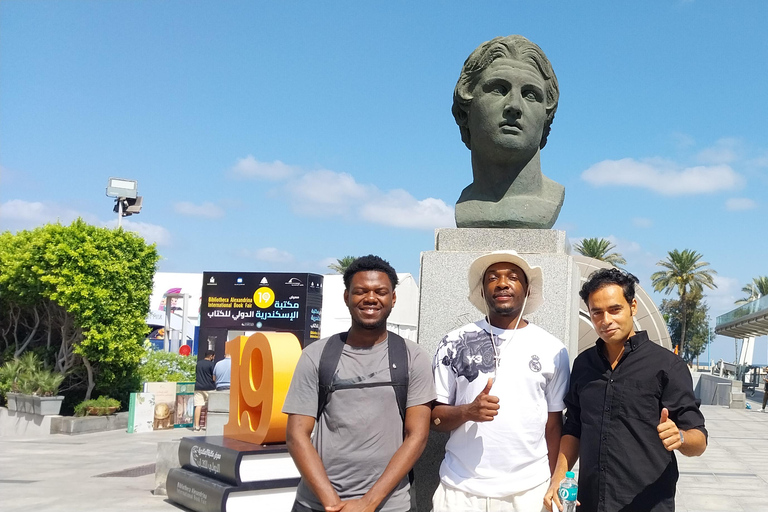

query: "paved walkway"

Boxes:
[1, 397, 767, 512]
[675, 391, 768, 512]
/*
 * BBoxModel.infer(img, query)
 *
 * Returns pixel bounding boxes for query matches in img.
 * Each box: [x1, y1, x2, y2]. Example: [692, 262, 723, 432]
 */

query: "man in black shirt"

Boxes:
[545, 268, 707, 512]
[194, 350, 216, 431]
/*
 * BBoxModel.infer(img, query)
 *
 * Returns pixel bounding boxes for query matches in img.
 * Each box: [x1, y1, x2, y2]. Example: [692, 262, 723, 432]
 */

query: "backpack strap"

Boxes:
[387, 332, 409, 424]
[317, 332, 347, 420]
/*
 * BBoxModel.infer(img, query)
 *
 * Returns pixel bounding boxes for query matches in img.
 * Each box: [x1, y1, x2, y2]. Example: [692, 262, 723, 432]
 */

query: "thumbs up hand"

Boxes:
[657, 407, 682, 451]
[467, 378, 500, 422]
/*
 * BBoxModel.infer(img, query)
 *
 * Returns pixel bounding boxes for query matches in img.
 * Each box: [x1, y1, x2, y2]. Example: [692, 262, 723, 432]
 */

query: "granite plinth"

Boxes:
[435, 228, 570, 254]
[154, 439, 181, 495]
[413, 228, 580, 511]
[207, 390, 230, 413]
[206, 411, 228, 436]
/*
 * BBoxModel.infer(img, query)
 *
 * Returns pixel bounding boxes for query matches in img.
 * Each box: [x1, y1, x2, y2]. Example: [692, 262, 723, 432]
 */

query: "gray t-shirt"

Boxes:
[282, 335, 436, 512]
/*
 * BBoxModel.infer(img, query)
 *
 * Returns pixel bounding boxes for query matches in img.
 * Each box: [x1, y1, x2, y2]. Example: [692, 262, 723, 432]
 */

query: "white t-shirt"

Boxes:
[433, 319, 570, 497]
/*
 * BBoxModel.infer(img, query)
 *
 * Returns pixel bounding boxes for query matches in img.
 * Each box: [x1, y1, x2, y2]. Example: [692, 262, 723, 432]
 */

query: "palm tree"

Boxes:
[327, 256, 357, 274]
[651, 249, 717, 354]
[735, 276, 768, 305]
[573, 237, 627, 266]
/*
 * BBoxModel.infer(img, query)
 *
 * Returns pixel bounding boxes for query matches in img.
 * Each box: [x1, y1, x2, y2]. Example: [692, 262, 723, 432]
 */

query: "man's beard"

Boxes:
[355, 317, 388, 331]
[489, 300, 522, 318]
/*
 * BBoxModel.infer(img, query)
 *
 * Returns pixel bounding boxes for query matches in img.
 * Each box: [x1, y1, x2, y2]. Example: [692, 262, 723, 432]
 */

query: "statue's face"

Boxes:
[467, 58, 547, 161]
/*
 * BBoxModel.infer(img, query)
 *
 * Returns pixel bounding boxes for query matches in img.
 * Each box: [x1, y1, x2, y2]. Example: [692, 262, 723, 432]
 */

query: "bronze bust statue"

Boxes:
[453, 35, 564, 229]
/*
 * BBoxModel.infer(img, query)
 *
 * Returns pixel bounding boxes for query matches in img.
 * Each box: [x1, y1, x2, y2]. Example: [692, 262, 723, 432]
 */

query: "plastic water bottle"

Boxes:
[558, 471, 578, 512]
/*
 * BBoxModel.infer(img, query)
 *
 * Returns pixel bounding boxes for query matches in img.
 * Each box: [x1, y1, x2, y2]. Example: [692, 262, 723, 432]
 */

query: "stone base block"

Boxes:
[154, 439, 182, 496]
[730, 392, 746, 409]
[205, 411, 228, 437]
[716, 383, 732, 406]
[435, 228, 569, 253]
[207, 390, 230, 413]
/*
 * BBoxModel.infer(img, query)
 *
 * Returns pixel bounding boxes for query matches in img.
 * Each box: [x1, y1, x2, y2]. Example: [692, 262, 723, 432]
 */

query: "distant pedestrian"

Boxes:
[762, 367, 768, 412]
[194, 350, 215, 431]
[213, 353, 231, 391]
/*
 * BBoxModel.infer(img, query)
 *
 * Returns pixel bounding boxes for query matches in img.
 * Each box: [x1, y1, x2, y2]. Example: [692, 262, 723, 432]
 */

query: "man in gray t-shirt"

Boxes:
[283, 255, 435, 512]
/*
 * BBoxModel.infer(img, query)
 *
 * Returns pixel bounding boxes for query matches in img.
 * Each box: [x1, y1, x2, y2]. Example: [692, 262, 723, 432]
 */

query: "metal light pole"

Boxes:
[117, 199, 124, 228]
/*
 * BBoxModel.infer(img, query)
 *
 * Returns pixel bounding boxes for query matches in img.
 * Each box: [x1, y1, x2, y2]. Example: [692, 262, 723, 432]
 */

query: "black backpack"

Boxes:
[316, 331, 409, 423]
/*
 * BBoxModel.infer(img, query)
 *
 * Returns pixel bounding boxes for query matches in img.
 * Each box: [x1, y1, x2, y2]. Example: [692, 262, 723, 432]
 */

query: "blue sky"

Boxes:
[2, 1, 767, 364]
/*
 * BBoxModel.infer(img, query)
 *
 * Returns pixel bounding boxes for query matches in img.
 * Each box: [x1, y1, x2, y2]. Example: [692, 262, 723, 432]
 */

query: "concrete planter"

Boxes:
[17, 394, 35, 414]
[5, 392, 20, 412]
[33, 395, 64, 416]
[50, 412, 129, 435]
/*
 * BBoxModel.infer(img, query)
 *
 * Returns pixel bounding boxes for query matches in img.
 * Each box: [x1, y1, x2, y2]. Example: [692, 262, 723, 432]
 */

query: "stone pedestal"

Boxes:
[206, 390, 230, 436]
[413, 228, 580, 511]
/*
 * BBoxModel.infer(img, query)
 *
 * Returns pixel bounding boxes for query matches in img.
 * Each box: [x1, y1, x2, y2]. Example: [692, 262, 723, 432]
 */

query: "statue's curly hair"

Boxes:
[452, 35, 559, 150]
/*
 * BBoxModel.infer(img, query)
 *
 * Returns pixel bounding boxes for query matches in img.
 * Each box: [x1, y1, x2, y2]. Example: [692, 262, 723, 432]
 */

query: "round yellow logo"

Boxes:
[254, 287, 275, 309]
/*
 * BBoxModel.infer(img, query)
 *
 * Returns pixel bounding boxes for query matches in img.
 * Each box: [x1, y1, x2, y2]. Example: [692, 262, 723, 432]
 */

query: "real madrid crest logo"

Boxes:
[529, 355, 542, 372]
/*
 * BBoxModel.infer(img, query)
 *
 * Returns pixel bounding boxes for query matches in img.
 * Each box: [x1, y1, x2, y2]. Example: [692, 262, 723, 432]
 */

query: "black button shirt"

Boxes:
[562, 331, 707, 512]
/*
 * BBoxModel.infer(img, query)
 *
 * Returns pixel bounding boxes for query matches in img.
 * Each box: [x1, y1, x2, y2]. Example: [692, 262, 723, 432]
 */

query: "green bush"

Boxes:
[74, 395, 121, 416]
[138, 342, 196, 383]
[0, 353, 64, 397]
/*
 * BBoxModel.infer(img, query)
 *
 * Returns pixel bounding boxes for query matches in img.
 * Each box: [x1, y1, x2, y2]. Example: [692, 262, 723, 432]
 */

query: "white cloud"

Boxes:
[285, 168, 453, 230]
[581, 158, 742, 195]
[253, 247, 295, 263]
[696, 137, 741, 165]
[632, 217, 653, 228]
[1, 199, 172, 246]
[0, 199, 96, 231]
[106, 219, 172, 247]
[287, 170, 374, 216]
[227, 155, 455, 230]
[1, 199, 78, 224]
[174, 201, 225, 218]
[230, 155, 297, 181]
[725, 198, 757, 211]
[705, 275, 742, 317]
[360, 189, 455, 229]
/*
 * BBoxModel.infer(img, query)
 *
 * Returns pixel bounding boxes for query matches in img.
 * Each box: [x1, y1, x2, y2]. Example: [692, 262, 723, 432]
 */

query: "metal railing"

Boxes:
[716, 295, 768, 327]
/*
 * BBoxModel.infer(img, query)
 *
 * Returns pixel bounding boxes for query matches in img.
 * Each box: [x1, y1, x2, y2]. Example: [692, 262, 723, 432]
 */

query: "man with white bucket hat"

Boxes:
[431, 250, 570, 512]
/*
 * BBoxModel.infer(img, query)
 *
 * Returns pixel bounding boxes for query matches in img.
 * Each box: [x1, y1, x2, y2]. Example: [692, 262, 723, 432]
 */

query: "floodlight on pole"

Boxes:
[106, 177, 141, 228]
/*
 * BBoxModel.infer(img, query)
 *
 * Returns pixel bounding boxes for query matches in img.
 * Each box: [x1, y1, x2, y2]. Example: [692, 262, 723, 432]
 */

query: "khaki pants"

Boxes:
[433, 479, 549, 512]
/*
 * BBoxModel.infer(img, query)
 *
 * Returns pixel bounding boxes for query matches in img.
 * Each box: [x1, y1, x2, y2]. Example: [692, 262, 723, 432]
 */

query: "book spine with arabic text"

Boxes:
[178, 437, 241, 485]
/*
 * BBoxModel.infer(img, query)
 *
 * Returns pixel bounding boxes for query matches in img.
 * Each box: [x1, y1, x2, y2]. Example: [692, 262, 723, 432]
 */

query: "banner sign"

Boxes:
[200, 272, 323, 347]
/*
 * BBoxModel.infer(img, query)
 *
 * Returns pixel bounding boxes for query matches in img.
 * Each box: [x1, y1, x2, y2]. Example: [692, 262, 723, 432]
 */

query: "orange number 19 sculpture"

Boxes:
[223, 332, 302, 444]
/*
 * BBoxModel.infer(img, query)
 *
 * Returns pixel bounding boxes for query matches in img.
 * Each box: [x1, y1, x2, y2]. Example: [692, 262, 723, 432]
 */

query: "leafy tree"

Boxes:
[659, 288, 715, 365]
[0, 219, 159, 402]
[327, 256, 357, 274]
[651, 249, 717, 355]
[735, 276, 768, 305]
[573, 238, 626, 266]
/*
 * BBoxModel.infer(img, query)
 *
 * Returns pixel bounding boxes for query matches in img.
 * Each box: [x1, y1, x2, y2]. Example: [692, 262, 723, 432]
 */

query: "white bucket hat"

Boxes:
[467, 250, 544, 317]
